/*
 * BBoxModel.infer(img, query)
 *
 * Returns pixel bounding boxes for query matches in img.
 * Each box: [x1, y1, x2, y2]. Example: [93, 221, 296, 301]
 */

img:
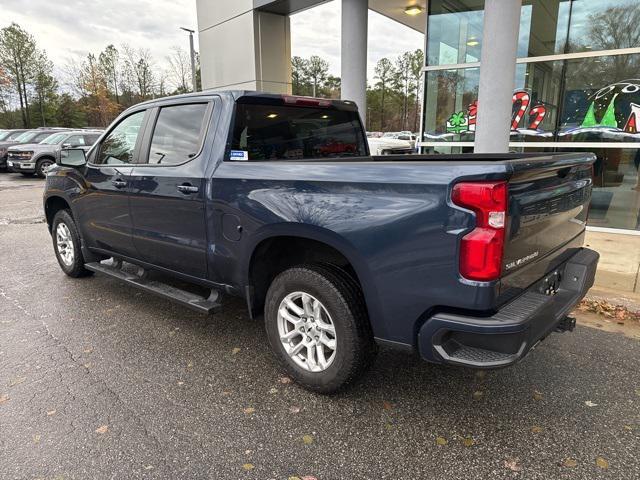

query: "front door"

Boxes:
[128, 102, 211, 279]
[76, 110, 147, 259]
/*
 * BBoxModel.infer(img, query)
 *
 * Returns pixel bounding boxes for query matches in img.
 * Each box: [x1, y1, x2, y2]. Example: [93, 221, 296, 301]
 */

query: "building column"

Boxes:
[474, 0, 522, 153]
[341, 0, 368, 126]
[197, 1, 291, 93]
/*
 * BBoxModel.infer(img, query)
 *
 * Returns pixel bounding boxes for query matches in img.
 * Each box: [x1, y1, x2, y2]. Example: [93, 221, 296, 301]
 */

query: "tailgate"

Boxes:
[502, 153, 595, 285]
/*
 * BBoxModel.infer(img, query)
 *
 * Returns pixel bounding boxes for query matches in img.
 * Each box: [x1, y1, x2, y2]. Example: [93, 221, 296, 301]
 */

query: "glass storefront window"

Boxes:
[426, 0, 484, 66]
[555, 148, 640, 230]
[567, 0, 640, 53]
[559, 54, 640, 142]
[423, 61, 562, 142]
[427, 0, 572, 66]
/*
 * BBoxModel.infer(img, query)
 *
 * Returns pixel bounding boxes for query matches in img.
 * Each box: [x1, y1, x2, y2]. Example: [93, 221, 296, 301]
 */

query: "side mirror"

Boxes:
[58, 148, 87, 167]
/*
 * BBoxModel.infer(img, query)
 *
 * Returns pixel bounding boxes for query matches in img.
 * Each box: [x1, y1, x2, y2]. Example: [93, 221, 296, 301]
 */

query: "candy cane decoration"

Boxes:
[511, 90, 530, 131]
[467, 101, 477, 132]
[528, 104, 547, 130]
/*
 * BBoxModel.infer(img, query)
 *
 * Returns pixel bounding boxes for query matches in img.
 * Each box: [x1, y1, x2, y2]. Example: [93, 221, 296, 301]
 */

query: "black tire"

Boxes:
[264, 264, 376, 394]
[51, 209, 93, 278]
[36, 158, 54, 178]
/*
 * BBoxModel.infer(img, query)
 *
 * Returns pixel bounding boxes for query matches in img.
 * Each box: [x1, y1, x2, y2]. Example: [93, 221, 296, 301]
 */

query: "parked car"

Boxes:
[1, 128, 71, 172]
[367, 136, 414, 155]
[8, 130, 102, 178]
[0, 129, 31, 169]
[44, 91, 599, 393]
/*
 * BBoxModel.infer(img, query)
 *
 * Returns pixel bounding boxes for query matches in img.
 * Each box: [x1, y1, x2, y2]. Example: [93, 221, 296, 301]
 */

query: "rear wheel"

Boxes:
[52, 209, 93, 278]
[264, 264, 376, 393]
[36, 158, 54, 178]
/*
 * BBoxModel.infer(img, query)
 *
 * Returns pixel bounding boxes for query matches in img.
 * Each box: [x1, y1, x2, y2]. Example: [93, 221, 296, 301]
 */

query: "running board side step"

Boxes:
[84, 261, 222, 314]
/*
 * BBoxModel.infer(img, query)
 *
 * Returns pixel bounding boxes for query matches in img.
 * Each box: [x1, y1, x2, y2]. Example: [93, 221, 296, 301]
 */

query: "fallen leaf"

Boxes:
[83, 348, 93, 354]
[0, 394, 9, 404]
[83, 363, 92, 369]
[462, 436, 474, 447]
[385, 422, 394, 430]
[531, 426, 543, 434]
[269, 387, 278, 394]
[382, 400, 393, 410]
[279, 376, 292, 384]
[563, 458, 578, 468]
[177, 381, 184, 386]
[245, 449, 253, 455]
[504, 457, 522, 472]
[472, 390, 484, 400]
[635, 389, 640, 397]
[289, 406, 301, 414]
[33, 434, 41, 444]
[143, 465, 154, 470]
[232, 347, 241, 355]
[596, 457, 609, 469]
[186, 361, 194, 369]
[243, 407, 255, 414]
[242, 463, 254, 471]
[46, 409, 56, 416]
[436, 436, 448, 446]
[302, 434, 314, 445]
[10, 377, 26, 386]
[585, 400, 598, 407]
[95, 425, 108, 434]
[222, 390, 232, 396]
[302, 477, 318, 480]
[623, 425, 633, 431]
[533, 390, 543, 401]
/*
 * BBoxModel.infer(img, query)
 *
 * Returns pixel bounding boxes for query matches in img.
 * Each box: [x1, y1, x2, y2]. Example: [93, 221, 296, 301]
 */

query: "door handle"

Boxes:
[112, 179, 127, 189]
[177, 183, 199, 194]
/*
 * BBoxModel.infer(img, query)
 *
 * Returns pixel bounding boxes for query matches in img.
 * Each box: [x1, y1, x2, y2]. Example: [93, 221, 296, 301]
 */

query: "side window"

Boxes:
[34, 132, 53, 143]
[147, 104, 207, 165]
[95, 111, 145, 165]
[66, 135, 85, 147]
[84, 134, 100, 145]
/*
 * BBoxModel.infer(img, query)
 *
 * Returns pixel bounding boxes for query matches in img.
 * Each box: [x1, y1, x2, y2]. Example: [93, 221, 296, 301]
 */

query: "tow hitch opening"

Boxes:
[556, 316, 576, 333]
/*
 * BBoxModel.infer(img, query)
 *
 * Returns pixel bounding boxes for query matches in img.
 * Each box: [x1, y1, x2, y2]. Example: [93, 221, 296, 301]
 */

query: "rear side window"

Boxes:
[147, 104, 208, 165]
[228, 102, 367, 161]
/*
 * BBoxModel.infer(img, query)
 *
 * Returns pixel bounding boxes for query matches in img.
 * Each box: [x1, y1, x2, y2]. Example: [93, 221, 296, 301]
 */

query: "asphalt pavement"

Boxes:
[1, 172, 639, 480]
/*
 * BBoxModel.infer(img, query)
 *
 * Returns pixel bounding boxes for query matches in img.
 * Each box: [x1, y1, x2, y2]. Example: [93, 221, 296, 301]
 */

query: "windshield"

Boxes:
[0, 131, 10, 141]
[39, 133, 67, 145]
[13, 131, 38, 143]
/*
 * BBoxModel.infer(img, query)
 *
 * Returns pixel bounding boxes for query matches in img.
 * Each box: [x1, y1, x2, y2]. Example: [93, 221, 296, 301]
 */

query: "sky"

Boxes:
[1, 0, 423, 83]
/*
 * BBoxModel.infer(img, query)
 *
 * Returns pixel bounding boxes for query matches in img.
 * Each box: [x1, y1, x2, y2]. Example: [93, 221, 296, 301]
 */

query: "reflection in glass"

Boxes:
[96, 111, 145, 165]
[568, 0, 640, 53]
[148, 104, 207, 165]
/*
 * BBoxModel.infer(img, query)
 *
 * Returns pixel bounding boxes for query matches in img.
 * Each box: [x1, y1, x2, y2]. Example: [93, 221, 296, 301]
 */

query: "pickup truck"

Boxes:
[43, 91, 599, 393]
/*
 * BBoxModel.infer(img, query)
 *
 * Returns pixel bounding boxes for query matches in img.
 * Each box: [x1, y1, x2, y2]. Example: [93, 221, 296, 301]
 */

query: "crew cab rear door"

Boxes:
[128, 101, 213, 279]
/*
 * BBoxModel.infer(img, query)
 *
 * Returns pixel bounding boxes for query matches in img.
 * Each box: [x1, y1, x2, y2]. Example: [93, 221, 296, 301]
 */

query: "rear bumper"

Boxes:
[418, 248, 599, 368]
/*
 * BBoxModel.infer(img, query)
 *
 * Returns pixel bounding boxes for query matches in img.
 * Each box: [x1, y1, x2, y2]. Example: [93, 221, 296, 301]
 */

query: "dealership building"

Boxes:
[197, 0, 640, 236]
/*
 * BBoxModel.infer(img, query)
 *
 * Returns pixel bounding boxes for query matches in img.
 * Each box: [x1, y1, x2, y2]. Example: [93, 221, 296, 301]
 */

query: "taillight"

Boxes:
[452, 181, 508, 282]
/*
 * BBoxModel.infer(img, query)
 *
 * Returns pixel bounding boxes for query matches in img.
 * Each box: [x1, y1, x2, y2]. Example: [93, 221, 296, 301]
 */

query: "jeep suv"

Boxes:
[8, 130, 102, 178]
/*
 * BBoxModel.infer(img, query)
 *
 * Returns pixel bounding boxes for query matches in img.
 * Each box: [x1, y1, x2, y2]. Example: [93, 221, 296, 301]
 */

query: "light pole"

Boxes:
[180, 27, 198, 92]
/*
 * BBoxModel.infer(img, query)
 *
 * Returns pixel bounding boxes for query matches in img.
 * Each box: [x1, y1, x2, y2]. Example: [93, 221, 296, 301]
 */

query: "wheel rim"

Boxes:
[40, 161, 53, 175]
[277, 291, 337, 372]
[56, 222, 75, 266]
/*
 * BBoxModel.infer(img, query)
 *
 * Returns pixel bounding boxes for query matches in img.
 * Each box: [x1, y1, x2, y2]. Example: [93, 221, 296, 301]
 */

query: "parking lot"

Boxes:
[1, 172, 639, 480]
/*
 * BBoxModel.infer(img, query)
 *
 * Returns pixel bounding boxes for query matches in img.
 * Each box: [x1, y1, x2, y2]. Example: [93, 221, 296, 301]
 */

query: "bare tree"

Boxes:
[167, 46, 190, 93]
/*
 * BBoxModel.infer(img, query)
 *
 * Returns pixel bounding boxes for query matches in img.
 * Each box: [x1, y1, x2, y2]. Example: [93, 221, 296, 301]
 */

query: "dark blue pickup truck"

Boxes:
[43, 91, 599, 393]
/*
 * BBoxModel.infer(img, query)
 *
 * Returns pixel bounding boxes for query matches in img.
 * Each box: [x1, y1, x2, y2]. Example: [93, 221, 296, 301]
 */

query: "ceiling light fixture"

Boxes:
[267, 113, 278, 119]
[467, 39, 479, 46]
[404, 5, 423, 16]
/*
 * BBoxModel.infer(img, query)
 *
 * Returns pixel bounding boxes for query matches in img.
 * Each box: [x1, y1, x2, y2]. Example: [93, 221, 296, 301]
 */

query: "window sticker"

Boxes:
[230, 150, 249, 161]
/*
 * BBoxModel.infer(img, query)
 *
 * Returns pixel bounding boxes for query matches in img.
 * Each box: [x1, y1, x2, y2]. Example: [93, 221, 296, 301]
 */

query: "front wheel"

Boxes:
[51, 209, 93, 278]
[264, 264, 376, 393]
[36, 158, 54, 178]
